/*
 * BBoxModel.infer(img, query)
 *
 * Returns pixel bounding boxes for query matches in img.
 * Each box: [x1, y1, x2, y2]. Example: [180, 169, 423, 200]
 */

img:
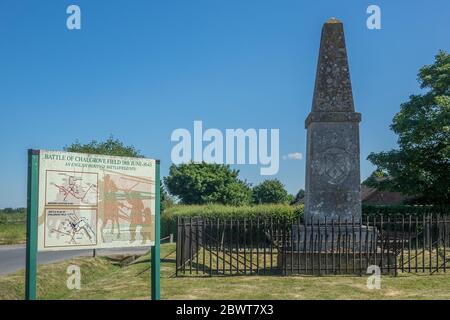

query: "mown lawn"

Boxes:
[1, 243, 450, 300]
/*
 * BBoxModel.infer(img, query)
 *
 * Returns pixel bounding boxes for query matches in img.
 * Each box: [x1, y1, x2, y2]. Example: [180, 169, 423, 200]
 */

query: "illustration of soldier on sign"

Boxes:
[100, 172, 155, 245]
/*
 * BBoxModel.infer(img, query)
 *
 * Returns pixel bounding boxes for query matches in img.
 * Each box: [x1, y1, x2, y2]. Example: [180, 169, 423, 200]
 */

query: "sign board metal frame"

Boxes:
[25, 149, 161, 300]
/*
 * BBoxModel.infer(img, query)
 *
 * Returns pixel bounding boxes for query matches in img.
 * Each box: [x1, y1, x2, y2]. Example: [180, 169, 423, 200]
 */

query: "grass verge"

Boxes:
[2, 243, 450, 299]
[0, 223, 26, 245]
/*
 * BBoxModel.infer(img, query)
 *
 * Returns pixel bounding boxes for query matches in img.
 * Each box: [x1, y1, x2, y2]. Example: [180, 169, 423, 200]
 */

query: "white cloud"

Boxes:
[282, 152, 303, 161]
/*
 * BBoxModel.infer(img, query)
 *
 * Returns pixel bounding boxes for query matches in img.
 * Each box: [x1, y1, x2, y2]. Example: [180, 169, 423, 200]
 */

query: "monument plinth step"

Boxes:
[290, 224, 379, 252]
[277, 252, 397, 275]
[305, 111, 361, 128]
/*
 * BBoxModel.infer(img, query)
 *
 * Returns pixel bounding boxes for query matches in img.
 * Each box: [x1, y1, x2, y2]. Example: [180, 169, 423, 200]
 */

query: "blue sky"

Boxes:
[0, 0, 449, 208]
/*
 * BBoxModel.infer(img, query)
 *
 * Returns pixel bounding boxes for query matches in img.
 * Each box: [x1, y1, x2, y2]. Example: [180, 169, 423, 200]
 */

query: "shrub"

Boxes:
[161, 204, 303, 238]
[252, 179, 289, 204]
[161, 204, 450, 238]
[362, 204, 450, 217]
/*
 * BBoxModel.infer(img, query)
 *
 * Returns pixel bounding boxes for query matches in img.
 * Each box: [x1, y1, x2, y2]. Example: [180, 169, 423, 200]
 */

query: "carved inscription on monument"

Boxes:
[317, 147, 351, 185]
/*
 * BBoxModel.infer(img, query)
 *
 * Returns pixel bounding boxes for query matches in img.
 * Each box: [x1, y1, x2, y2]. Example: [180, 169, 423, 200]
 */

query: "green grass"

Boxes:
[0, 223, 26, 245]
[0, 212, 26, 223]
[0, 255, 117, 300]
[0, 212, 27, 245]
[2, 243, 450, 300]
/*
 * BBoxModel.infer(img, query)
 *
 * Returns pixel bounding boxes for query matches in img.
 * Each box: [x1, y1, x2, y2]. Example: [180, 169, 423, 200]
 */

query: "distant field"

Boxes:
[0, 212, 26, 245]
[0, 212, 26, 222]
[2, 243, 450, 300]
[0, 224, 26, 245]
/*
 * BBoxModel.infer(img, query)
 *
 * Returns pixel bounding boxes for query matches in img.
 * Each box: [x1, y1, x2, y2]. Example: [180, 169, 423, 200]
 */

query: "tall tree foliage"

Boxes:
[65, 137, 174, 210]
[290, 189, 305, 205]
[367, 51, 450, 204]
[252, 179, 289, 204]
[65, 136, 143, 158]
[164, 162, 251, 205]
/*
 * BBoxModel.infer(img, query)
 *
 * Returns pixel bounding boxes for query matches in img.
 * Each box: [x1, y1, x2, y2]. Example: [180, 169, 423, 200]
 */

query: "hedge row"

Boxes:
[362, 204, 450, 216]
[161, 204, 303, 238]
[161, 204, 450, 238]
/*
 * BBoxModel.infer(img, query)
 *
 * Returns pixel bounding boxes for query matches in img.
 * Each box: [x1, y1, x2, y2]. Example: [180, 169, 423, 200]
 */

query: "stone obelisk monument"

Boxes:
[304, 18, 361, 223]
[280, 19, 380, 273]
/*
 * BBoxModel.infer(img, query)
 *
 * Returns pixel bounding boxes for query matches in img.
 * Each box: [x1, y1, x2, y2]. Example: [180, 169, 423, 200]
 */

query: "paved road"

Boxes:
[0, 245, 151, 275]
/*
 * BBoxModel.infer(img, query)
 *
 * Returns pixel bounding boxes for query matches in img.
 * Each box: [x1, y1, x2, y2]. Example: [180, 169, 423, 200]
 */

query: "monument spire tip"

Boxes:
[325, 17, 342, 24]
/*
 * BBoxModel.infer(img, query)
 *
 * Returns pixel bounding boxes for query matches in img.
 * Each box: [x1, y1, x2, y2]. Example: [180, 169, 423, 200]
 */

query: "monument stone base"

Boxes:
[291, 224, 378, 252]
[277, 224, 393, 274]
[277, 252, 397, 275]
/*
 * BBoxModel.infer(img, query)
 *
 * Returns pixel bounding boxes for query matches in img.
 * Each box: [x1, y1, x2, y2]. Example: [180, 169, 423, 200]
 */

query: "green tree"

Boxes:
[164, 162, 251, 205]
[65, 136, 143, 157]
[362, 170, 389, 187]
[160, 183, 175, 211]
[367, 50, 450, 204]
[290, 189, 305, 204]
[287, 194, 295, 204]
[65, 137, 173, 210]
[252, 179, 289, 204]
[219, 180, 252, 206]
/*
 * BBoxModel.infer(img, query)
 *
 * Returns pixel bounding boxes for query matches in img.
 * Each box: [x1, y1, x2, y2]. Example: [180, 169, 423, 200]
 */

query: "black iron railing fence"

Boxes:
[176, 215, 450, 276]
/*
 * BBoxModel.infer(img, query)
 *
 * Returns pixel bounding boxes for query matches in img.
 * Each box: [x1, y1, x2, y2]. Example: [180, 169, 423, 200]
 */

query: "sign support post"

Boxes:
[151, 160, 161, 300]
[26, 149, 39, 300]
